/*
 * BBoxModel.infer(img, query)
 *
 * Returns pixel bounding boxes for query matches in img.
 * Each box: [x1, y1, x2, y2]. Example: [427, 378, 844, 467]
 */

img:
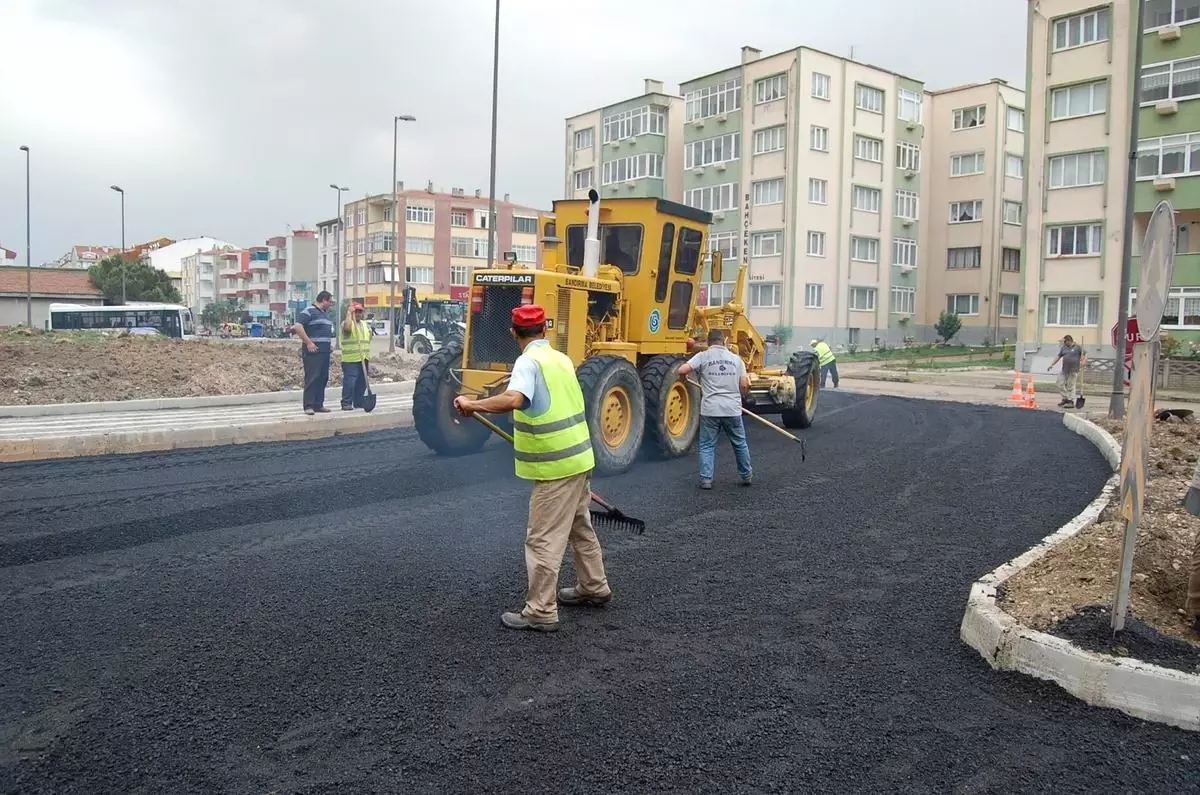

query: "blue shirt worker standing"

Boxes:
[453, 304, 612, 633]
[291, 290, 335, 415]
[677, 328, 752, 490]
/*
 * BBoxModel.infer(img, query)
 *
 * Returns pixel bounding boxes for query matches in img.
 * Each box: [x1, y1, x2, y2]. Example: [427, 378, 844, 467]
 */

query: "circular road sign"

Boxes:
[1136, 200, 1177, 341]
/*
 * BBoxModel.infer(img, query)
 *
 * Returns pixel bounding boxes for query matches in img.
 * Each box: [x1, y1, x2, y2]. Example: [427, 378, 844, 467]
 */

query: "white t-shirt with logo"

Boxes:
[686, 345, 746, 417]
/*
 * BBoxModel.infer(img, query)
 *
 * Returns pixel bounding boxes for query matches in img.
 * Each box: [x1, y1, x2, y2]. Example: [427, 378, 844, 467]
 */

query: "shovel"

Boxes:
[361, 360, 377, 412]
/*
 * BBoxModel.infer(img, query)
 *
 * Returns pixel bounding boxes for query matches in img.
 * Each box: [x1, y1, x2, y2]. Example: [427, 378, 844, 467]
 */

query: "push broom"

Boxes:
[466, 413, 646, 534]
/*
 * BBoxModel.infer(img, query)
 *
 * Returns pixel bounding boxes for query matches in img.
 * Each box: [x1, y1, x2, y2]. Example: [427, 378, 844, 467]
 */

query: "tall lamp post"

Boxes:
[485, 0, 500, 269]
[110, 185, 126, 304]
[330, 183, 349, 349]
[389, 114, 416, 353]
[19, 146, 31, 327]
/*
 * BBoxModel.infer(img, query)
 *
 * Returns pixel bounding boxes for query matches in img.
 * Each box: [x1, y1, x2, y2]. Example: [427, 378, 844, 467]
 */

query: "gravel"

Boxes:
[1, 392, 1196, 793]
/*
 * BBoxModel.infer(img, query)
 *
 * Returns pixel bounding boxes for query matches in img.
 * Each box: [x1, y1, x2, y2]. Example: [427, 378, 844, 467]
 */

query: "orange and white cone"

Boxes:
[1024, 375, 1037, 408]
[1009, 371, 1025, 404]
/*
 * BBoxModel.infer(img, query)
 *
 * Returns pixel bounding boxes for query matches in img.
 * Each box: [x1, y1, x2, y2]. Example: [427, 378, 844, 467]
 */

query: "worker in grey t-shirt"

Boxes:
[1049, 334, 1087, 408]
[677, 328, 752, 489]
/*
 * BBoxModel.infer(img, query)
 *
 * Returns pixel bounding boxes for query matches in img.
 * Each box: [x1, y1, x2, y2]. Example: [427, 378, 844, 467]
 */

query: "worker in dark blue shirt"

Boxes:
[291, 290, 336, 415]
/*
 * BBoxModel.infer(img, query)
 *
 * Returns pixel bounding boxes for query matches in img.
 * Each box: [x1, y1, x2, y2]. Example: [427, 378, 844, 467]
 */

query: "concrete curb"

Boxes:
[0, 380, 415, 418]
[959, 413, 1200, 731]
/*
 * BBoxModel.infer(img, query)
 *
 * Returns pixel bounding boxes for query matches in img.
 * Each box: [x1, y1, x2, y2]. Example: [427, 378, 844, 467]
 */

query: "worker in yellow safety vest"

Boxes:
[339, 302, 373, 410]
[453, 303, 612, 632]
[812, 339, 839, 388]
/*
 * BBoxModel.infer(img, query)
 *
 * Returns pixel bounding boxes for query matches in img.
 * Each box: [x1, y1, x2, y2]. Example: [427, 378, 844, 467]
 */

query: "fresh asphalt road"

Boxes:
[0, 392, 1195, 793]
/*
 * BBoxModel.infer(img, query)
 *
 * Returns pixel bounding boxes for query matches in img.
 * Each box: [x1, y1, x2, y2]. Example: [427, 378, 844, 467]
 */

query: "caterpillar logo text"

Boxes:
[472, 273, 534, 285]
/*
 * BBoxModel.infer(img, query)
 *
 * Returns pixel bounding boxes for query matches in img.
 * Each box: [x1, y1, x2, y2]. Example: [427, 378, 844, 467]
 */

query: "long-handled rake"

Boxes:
[466, 413, 646, 534]
[686, 377, 807, 461]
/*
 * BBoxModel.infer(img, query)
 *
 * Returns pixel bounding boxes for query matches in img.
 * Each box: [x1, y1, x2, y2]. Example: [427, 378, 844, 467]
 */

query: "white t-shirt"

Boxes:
[686, 345, 746, 417]
[508, 339, 552, 418]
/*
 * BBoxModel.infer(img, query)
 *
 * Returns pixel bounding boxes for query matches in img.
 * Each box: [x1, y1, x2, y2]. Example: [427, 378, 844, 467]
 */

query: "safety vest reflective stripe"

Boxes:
[513, 343, 594, 481]
[340, 321, 372, 362]
[513, 438, 593, 463]
[511, 411, 586, 435]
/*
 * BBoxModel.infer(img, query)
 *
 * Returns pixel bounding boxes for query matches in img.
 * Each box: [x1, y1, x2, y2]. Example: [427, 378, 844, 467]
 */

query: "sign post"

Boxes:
[1111, 200, 1176, 633]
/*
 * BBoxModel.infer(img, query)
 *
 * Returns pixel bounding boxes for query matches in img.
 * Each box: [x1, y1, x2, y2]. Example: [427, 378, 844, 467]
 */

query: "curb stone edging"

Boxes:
[959, 413, 1200, 732]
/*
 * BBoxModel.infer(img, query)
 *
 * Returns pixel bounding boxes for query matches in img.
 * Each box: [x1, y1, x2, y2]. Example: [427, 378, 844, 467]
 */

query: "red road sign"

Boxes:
[1111, 317, 1144, 388]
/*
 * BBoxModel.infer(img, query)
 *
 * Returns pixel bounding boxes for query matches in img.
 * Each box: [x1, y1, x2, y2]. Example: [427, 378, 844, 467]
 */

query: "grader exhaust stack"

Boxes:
[582, 188, 601, 278]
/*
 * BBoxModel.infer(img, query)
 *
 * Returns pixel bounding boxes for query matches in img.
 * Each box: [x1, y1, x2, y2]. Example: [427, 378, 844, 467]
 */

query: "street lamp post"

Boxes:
[110, 185, 126, 304]
[389, 114, 416, 353]
[486, 0, 500, 269]
[330, 183, 349, 350]
[19, 146, 31, 327]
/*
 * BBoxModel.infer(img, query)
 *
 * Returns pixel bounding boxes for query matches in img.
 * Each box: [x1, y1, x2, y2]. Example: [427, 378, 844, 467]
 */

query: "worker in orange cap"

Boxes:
[453, 304, 612, 632]
[339, 302, 372, 410]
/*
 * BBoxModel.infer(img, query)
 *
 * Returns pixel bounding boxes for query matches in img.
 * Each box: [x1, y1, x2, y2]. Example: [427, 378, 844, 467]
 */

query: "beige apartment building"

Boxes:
[564, 46, 1025, 348]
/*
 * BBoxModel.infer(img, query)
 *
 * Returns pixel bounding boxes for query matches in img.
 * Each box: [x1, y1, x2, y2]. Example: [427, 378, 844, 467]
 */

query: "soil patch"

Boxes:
[0, 330, 426, 405]
[999, 414, 1200, 648]
[1048, 605, 1200, 674]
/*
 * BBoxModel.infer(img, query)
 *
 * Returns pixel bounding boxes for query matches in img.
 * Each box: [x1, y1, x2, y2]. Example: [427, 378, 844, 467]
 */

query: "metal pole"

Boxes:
[486, 0, 500, 268]
[389, 115, 415, 353]
[1109, 1, 1145, 421]
[331, 184, 348, 351]
[110, 185, 126, 304]
[19, 146, 30, 327]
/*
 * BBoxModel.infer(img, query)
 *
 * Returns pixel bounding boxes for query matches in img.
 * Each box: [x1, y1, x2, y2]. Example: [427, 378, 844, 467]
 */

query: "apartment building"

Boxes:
[51, 245, 121, 270]
[205, 230, 317, 325]
[563, 46, 1024, 347]
[180, 246, 230, 315]
[316, 218, 340, 299]
[565, 79, 685, 202]
[925, 79, 1028, 345]
[337, 182, 546, 312]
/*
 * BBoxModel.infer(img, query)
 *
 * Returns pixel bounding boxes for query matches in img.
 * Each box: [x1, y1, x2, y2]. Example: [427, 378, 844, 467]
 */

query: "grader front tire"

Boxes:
[411, 341, 491, 456]
[641, 355, 700, 459]
[780, 350, 820, 430]
[577, 356, 646, 477]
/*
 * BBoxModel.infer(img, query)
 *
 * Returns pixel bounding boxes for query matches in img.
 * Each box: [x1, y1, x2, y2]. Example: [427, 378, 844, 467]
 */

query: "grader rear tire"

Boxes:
[780, 350, 820, 429]
[411, 341, 491, 456]
[641, 355, 700, 459]
[577, 356, 645, 477]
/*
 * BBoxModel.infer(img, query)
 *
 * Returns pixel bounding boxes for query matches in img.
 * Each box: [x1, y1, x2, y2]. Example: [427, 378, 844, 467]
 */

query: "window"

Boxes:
[949, 200, 983, 223]
[1047, 223, 1103, 256]
[849, 287, 877, 311]
[756, 74, 787, 104]
[947, 247, 982, 269]
[573, 169, 594, 191]
[709, 232, 738, 261]
[852, 185, 882, 213]
[602, 153, 664, 185]
[951, 152, 985, 176]
[893, 238, 918, 268]
[892, 286, 916, 314]
[947, 294, 980, 315]
[406, 236, 434, 255]
[805, 283, 823, 308]
[655, 222, 676, 301]
[1145, 0, 1200, 30]
[382, 205, 394, 222]
[706, 282, 736, 306]
[473, 239, 490, 259]
[896, 142, 922, 172]
[405, 266, 434, 284]
[406, 205, 434, 224]
[856, 84, 884, 113]
[685, 77, 742, 122]
[753, 178, 785, 205]
[850, 236, 879, 262]
[750, 282, 781, 307]
[807, 231, 826, 257]
[810, 125, 829, 151]
[1000, 294, 1020, 317]
[1051, 81, 1107, 119]
[808, 178, 828, 204]
[450, 210, 469, 227]
[574, 128, 594, 150]
[754, 125, 786, 154]
[450, 264, 472, 285]
[854, 135, 883, 162]
[513, 216, 538, 235]
[1050, 151, 1107, 187]
[1137, 132, 1200, 179]
[1053, 7, 1111, 50]
[812, 72, 831, 100]
[1130, 286, 1200, 327]
[602, 105, 666, 143]
[898, 88, 922, 123]
[751, 231, 783, 257]
[952, 105, 986, 129]
[1002, 248, 1021, 272]
[685, 183, 737, 213]
[512, 244, 537, 263]
[1007, 107, 1025, 132]
[685, 133, 741, 169]
[1006, 154, 1024, 179]
[894, 189, 919, 220]
[1045, 294, 1100, 326]
[1003, 200, 1023, 225]
[451, 236, 475, 257]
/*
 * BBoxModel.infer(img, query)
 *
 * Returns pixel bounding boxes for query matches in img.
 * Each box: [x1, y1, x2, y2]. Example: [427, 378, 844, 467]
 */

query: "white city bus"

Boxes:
[48, 303, 196, 339]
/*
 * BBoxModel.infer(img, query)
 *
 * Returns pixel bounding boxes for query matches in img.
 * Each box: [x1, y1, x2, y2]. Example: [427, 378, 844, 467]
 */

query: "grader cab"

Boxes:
[410, 189, 820, 476]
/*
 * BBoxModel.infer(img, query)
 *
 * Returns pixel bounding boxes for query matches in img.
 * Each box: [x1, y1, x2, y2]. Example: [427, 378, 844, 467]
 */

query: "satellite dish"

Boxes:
[1136, 200, 1177, 341]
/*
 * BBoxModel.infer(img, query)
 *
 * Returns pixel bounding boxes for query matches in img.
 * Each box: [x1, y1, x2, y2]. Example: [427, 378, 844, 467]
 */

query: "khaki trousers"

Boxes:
[1058, 369, 1081, 401]
[521, 470, 610, 622]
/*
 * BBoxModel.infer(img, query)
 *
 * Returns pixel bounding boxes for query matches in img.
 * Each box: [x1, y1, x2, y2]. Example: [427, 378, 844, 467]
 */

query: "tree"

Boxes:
[88, 256, 182, 305]
[935, 310, 962, 343]
[200, 299, 245, 328]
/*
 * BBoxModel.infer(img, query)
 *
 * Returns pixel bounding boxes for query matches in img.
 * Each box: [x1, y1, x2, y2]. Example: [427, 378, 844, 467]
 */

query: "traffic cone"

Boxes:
[1009, 371, 1025, 404]
[1024, 375, 1037, 408]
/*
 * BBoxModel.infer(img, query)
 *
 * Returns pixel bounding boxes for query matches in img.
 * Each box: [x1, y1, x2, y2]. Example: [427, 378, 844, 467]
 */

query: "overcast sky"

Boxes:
[1, 0, 1026, 264]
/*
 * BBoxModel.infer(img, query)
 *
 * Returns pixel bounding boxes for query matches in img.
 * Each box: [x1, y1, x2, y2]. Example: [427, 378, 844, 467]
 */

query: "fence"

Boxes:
[1081, 357, 1200, 392]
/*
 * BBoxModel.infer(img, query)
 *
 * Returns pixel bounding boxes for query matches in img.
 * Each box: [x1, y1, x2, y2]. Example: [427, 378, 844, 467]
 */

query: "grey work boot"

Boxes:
[699, 480, 713, 490]
[558, 587, 612, 607]
[501, 611, 558, 632]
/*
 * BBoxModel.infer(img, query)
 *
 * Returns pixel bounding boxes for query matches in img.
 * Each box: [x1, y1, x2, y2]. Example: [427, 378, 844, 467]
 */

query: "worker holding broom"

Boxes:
[453, 304, 612, 632]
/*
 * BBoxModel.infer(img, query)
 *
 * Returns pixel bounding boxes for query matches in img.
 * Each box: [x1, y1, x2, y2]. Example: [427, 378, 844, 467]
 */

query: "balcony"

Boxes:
[270, 258, 288, 269]
[250, 259, 269, 272]
[270, 280, 287, 289]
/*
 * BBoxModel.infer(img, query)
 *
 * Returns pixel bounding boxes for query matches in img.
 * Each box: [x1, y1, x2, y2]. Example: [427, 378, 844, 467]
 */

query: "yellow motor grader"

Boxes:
[411, 189, 820, 476]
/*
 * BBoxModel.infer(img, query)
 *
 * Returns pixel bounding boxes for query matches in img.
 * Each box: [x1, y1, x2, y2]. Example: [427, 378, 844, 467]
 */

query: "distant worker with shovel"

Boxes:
[453, 304, 612, 633]
[339, 302, 372, 411]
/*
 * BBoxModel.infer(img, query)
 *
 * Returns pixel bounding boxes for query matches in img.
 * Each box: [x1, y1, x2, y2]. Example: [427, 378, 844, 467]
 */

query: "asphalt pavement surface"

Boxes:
[1, 392, 1196, 793]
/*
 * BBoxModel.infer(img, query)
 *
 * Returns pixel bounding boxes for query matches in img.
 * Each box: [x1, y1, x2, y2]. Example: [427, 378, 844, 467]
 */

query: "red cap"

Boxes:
[512, 304, 546, 328]
[352, 302, 364, 311]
